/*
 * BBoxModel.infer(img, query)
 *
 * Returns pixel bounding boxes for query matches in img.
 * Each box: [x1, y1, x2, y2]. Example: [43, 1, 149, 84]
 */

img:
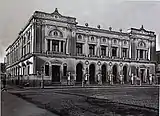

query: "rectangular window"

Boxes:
[76, 43, 83, 54]
[112, 47, 117, 57]
[61, 41, 63, 52]
[52, 40, 59, 52]
[140, 50, 143, 59]
[101, 46, 106, 56]
[89, 44, 95, 55]
[122, 48, 127, 57]
[47, 39, 50, 51]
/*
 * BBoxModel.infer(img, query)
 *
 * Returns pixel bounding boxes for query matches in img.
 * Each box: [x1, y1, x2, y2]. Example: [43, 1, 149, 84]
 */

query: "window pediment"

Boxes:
[48, 29, 63, 38]
[138, 41, 146, 48]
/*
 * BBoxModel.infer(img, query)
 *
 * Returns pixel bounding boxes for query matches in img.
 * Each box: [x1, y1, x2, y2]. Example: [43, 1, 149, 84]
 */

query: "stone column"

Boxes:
[59, 41, 61, 52]
[66, 38, 69, 54]
[106, 46, 108, 57]
[45, 39, 47, 52]
[148, 43, 150, 60]
[129, 42, 131, 58]
[119, 41, 122, 58]
[63, 41, 66, 53]
[137, 49, 139, 59]
[50, 40, 52, 52]
[82, 43, 85, 55]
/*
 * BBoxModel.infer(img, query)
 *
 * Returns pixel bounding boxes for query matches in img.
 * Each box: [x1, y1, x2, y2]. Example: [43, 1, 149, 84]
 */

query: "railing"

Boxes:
[46, 51, 65, 55]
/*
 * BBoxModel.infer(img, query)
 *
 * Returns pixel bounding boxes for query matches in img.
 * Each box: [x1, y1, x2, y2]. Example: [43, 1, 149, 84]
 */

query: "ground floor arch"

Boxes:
[76, 63, 83, 83]
[123, 65, 128, 83]
[89, 64, 95, 84]
[52, 65, 60, 82]
[101, 64, 107, 83]
[112, 64, 118, 84]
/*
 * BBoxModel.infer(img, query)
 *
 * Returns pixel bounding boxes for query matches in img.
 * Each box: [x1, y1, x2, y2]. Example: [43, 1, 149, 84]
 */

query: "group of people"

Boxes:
[108, 73, 155, 85]
[67, 71, 155, 86]
[130, 73, 154, 85]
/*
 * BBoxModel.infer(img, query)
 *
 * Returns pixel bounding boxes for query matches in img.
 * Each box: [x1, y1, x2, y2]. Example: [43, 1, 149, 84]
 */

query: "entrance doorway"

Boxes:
[123, 66, 127, 83]
[140, 69, 144, 83]
[76, 63, 83, 83]
[112, 65, 118, 84]
[89, 64, 95, 84]
[101, 64, 107, 83]
[52, 65, 60, 82]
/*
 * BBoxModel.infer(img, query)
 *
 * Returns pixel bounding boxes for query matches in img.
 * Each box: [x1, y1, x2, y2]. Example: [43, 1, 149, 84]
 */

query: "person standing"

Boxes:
[67, 72, 71, 85]
[131, 73, 134, 85]
[149, 74, 152, 85]
[109, 73, 113, 85]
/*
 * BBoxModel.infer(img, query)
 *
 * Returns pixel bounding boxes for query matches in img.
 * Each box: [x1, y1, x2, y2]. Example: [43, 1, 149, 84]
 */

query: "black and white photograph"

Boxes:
[0, 0, 160, 116]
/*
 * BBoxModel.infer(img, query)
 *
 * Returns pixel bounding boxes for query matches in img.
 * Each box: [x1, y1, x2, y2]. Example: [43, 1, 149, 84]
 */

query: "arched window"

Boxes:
[49, 29, 63, 37]
[45, 63, 49, 76]
[54, 31, 58, 36]
[103, 38, 106, 42]
[91, 36, 94, 41]
[124, 40, 127, 45]
[138, 41, 146, 48]
[78, 35, 82, 39]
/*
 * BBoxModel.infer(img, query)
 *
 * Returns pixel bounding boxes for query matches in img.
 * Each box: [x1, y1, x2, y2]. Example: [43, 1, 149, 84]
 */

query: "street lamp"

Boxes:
[85, 60, 89, 65]
[41, 66, 44, 88]
[97, 61, 101, 66]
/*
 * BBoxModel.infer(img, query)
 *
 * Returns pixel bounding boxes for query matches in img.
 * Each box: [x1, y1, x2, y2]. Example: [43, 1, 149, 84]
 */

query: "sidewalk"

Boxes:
[22, 84, 159, 90]
[1, 92, 59, 116]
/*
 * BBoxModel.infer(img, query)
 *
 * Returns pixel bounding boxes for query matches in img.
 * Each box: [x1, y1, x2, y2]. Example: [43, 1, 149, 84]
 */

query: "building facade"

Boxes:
[156, 51, 160, 84]
[5, 8, 157, 86]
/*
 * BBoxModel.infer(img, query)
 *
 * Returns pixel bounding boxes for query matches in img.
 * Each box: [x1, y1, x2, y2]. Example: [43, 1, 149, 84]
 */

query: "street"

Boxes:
[6, 85, 159, 116]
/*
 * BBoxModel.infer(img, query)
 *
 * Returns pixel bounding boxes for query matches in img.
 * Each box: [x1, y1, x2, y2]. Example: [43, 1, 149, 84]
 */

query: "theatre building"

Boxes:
[5, 8, 157, 86]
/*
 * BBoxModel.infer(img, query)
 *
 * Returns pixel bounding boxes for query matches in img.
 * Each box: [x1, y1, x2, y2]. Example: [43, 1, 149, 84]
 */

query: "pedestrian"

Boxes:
[120, 75, 123, 84]
[131, 73, 134, 85]
[97, 73, 102, 85]
[84, 73, 88, 85]
[67, 72, 71, 85]
[149, 74, 152, 85]
[109, 73, 113, 85]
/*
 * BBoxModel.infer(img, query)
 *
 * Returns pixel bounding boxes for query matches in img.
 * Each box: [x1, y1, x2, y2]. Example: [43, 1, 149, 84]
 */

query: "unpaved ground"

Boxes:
[11, 86, 159, 116]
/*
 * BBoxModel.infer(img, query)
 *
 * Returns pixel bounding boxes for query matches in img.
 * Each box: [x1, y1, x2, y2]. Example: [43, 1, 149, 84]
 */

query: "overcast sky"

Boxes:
[0, 0, 160, 62]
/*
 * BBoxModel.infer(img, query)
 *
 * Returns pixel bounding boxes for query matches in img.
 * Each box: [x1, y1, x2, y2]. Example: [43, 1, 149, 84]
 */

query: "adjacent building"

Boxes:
[5, 8, 157, 86]
[0, 63, 6, 80]
[156, 51, 160, 84]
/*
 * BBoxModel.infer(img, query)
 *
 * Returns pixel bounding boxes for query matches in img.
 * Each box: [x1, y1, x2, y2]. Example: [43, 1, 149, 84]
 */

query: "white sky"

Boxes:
[0, 0, 160, 62]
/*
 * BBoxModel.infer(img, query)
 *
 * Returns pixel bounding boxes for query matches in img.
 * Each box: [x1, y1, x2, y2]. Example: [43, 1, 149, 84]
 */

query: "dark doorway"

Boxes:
[76, 63, 83, 83]
[113, 65, 118, 84]
[123, 66, 127, 83]
[101, 64, 107, 83]
[52, 65, 60, 82]
[89, 64, 95, 84]
[147, 69, 149, 82]
[140, 69, 144, 83]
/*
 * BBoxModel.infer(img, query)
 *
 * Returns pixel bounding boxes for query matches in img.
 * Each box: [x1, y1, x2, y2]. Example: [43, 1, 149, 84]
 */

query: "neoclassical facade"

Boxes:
[6, 8, 157, 86]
